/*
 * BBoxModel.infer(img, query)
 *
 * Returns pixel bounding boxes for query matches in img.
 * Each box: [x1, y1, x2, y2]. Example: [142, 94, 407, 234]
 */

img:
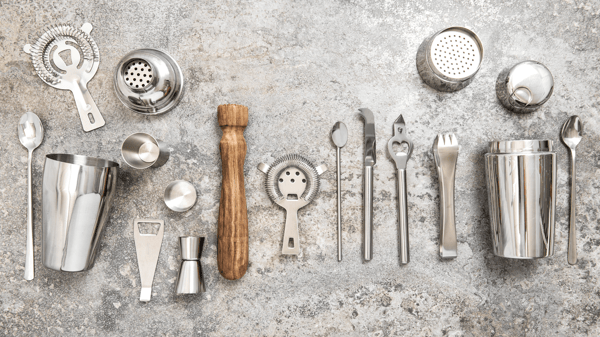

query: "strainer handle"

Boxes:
[71, 83, 105, 132]
[282, 209, 301, 255]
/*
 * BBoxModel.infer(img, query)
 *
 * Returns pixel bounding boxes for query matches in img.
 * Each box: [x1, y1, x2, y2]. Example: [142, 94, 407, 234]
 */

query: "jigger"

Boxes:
[176, 236, 206, 294]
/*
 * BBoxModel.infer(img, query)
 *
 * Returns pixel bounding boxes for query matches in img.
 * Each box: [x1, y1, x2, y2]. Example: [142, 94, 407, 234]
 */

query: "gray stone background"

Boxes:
[0, 0, 599, 336]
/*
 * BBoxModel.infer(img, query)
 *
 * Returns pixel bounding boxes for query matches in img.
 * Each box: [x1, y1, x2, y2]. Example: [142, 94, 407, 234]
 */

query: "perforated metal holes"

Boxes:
[430, 29, 482, 80]
[124, 59, 153, 89]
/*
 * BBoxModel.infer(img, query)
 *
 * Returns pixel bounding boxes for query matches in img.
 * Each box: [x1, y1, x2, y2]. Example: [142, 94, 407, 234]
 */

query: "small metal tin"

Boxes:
[496, 61, 554, 114]
[114, 49, 184, 115]
[121, 133, 170, 169]
[416, 27, 483, 92]
[164, 180, 197, 212]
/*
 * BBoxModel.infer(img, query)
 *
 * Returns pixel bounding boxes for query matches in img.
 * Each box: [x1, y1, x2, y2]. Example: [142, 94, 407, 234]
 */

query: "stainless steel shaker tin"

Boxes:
[496, 61, 554, 113]
[416, 27, 484, 92]
[42, 154, 119, 271]
[485, 140, 556, 259]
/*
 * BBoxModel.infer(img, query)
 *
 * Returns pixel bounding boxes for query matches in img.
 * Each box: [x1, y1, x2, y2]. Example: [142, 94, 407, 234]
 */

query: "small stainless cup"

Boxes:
[121, 133, 170, 169]
[42, 154, 119, 271]
[496, 61, 554, 114]
[416, 27, 483, 92]
[485, 140, 556, 259]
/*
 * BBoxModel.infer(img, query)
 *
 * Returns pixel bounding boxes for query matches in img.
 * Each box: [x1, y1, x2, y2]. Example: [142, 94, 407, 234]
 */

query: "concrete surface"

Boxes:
[1, 0, 599, 336]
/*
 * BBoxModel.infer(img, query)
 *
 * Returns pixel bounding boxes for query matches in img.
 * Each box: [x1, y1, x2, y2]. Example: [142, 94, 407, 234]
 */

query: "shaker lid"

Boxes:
[505, 61, 554, 107]
[489, 140, 553, 153]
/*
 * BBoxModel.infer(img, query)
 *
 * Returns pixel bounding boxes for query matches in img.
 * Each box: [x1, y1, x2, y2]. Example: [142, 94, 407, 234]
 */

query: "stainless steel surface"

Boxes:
[133, 219, 164, 302]
[42, 154, 119, 271]
[121, 133, 170, 169]
[114, 49, 184, 115]
[496, 61, 554, 113]
[259, 154, 326, 255]
[416, 27, 483, 92]
[18, 112, 44, 281]
[331, 122, 348, 262]
[23, 23, 105, 132]
[358, 108, 376, 262]
[164, 180, 197, 212]
[561, 116, 583, 265]
[176, 236, 206, 294]
[433, 134, 458, 259]
[485, 140, 557, 259]
[387, 114, 413, 265]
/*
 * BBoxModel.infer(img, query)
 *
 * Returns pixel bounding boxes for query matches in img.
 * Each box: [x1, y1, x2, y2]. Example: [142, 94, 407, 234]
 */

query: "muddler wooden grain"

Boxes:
[217, 104, 249, 280]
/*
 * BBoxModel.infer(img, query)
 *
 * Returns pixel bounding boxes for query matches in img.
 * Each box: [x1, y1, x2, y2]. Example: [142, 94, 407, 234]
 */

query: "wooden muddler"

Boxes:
[217, 104, 249, 280]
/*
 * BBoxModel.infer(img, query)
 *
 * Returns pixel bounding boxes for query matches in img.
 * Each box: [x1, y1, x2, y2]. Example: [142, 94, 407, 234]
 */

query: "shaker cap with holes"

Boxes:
[114, 49, 184, 115]
[416, 27, 483, 92]
[495, 61, 554, 114]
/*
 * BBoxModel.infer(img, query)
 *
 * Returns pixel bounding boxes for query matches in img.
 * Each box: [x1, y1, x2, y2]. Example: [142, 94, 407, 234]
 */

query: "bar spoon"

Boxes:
[18, 112, 44, 280]
[331, 122, 347, 262]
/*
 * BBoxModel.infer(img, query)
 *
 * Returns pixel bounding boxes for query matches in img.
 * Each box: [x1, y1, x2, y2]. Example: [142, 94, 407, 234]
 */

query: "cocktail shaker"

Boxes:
[485, 140, 556, 259]
[42, 154, 119, 271]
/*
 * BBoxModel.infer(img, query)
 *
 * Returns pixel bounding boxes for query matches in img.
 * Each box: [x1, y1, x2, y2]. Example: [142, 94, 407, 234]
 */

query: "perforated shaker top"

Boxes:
[124, 59, 153, 89]
[429, 28, 482, 80]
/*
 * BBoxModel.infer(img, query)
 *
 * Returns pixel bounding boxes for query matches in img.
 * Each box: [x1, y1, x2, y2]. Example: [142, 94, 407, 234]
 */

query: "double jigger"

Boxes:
[176, 236, 206, 294]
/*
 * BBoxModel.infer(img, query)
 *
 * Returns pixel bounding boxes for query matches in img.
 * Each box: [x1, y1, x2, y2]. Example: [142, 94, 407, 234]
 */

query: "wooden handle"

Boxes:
[217, 104, 249, 280]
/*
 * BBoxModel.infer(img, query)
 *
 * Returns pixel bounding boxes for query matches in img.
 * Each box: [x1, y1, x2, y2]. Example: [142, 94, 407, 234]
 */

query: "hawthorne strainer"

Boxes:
[258, 154, 327, 255]
[416, 27, 483, 92]
[23, 23, 105, 132]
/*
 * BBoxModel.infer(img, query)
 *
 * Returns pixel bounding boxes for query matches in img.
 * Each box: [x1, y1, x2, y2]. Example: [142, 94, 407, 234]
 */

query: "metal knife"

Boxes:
[358, 108, 376, 261]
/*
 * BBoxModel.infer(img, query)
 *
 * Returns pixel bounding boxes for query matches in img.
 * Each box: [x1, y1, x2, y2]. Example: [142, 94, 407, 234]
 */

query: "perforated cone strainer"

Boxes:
[258, 154, 327, 255]
[114, 49, 184, 115]
[416, 27, 483, 92]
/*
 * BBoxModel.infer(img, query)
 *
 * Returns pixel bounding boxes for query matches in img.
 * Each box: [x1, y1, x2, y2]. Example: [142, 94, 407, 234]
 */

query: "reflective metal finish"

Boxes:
[114, 49, 184, 115]
[416, 27, 483, 92]
[23, 23, 105, 132]
[121, 133, 170, 169]
[358, 108, 376, 262]
[496, 61, 554, 113]
[133, 219, 164, 302]
[433, 134, 458, 259]
[176, 236, 206, 294]
[387, 115, 413, 265]
[331, 122, 348, 262]
[485, 140, 556, 259]
[42, 154, 119, 271]
[18, 112, 44, 280]
[259, 154, 326, 255]
[561, 116, 584, 265]
[164, 180, 197, 212]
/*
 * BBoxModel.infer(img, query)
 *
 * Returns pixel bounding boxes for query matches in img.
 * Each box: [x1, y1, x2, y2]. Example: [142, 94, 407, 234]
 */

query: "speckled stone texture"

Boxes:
[1, 0, 599, 336]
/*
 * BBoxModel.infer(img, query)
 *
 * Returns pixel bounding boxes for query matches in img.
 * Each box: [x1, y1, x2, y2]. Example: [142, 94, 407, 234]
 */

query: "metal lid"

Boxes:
[427, 27, 483, 81]
[164, 180, 197, 212]
[489, 140, 553, 154]
[496, 61, 554, 113]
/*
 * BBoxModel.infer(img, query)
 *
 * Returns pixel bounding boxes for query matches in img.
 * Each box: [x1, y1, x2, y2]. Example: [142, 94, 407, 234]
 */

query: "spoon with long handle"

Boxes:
[561, 115, 583, 265]
[18, 112, 44, 280]
[331, 122, 348, 262]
